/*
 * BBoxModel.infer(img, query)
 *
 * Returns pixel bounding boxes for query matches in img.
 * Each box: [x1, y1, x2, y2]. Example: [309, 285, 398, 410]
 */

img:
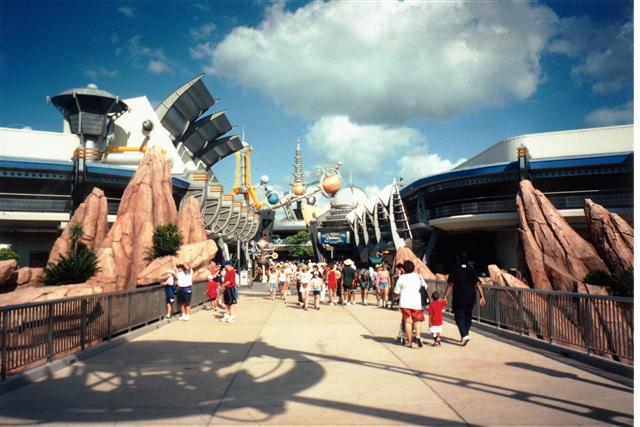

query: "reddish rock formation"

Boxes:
[516, 180, 608, 292]
[487, 264, 528, 288]
[94, 146, 178, 290]
[0, 259, 17, 286]
[0, 283, 103, 307]
[177, 196, 208, 244]
[1, 267, 45, 294]
[584, 199, 634, 273]
[393, 247, 436, 280]
[48, 188, 109, 265]
[136, 240, 218, 286]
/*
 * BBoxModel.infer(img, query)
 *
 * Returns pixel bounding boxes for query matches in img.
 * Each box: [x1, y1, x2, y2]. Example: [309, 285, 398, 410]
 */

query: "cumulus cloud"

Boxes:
[306, 115, 424, 181]
[118, 6, 135, 18]
[397, 148, 465, 185]
[585, 102, 633, 127]
[128, 36, 171, 74]
[550, 17, 632, 94]
[190, 42, 216, 61]
[209, 1, 557, 124]
[190, 22, 217, 40]
[84, 67, 118, 79]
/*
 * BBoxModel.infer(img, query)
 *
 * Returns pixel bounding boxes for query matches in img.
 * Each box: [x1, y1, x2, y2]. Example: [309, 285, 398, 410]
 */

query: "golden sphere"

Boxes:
[292, 183, 306, 196]
[321, 175, 341, 195]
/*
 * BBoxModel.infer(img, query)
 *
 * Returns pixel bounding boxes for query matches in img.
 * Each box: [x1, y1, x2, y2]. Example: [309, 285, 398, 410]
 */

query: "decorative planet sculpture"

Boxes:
[267, 193, 280, 205]
[321, 174, 341, 196]
[306, 195, 316, 205]
[292, 183, 306, 196]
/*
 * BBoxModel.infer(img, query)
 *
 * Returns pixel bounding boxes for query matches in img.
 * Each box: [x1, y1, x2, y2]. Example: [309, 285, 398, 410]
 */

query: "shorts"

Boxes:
[379, 282, 389, 290]
[177, 288, 192, 305]
[400, 308, 425, 322]
[430, 325, 443, 334]
[269, 283, 277, 290]
[313, 290, 321, 296]
[359, 283, 371, 290]
[224, 287, 238, 305]
[166, 296, 175, 304]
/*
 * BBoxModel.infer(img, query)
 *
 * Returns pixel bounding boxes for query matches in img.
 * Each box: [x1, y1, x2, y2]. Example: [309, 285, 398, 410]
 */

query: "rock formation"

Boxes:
[48, 187, 109, 265]
[177, 196, 208, 244]
[487, 264, 528, 288]
[0, 267, 45, 294]
[393, 246, 436, 280]
[584, 199, 633, 273]
[92, 146, 178, 290]
[0, 283, 104, 307]
[136, 239, 218, 286]
[0, 259, 17, 286]
[516, 180, 608, 291]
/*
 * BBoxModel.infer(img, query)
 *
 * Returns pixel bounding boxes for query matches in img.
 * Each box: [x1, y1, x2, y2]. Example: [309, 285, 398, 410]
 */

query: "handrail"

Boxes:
[0, 281, 210, 380]
[428, 280, 633, 363]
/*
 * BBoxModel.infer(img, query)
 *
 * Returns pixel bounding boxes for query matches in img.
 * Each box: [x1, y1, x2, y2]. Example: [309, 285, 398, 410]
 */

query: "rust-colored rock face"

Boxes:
[136, 240, 218, 286]
[393, 246, 436, 280]
[0, 283, 104, 307]
[95, 147, 178, 290]
[177, 196, 208, 244]
[48, 188, 109, 265]
[584, 199, 634, 273]
[0, 259, 17, 286]
[517, 180, 608, 291]
[0, 267, 45, 294]
[487, 264, 529, 289]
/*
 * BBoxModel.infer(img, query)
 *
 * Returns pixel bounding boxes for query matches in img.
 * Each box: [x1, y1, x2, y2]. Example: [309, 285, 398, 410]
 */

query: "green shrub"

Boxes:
[147, 223, 183, 259]
[43, 244, 99, 285]
[0, 248, 19, 262]
[584, 269, 634, 297]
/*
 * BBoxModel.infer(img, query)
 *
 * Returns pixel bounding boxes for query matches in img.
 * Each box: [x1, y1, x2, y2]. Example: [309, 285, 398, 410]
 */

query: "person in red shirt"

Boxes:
[428, 291, 447, 347]
[222, 261, 238, 323]
[326, 264, 338, 306]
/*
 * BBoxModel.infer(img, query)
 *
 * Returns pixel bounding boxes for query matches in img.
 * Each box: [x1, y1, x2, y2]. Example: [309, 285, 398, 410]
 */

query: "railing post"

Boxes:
[547, 294, 554, 343]
[80, 300, 87, 351]
[1, 310, 8, 381]
[494, 288, 500, 329]
[107, 295, 112, 340]
[518, 290, 524, 335]
[585, 296, 593, 354]
[127, 292, 132, 332]
[47, 303, 54, 362]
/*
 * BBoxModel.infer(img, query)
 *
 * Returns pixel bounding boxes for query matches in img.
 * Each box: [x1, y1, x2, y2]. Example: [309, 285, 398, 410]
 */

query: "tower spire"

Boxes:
[292, 138, 304, 184]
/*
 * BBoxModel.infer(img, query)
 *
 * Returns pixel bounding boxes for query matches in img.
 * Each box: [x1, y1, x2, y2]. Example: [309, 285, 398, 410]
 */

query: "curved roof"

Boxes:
[331, 185, 368, 209]
[50, 84, 128, 115]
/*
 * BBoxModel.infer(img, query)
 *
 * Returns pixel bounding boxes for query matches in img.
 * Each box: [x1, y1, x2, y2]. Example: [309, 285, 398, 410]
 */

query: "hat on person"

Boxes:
[344, 259, 354, 266]
[224, 260, 233, 266]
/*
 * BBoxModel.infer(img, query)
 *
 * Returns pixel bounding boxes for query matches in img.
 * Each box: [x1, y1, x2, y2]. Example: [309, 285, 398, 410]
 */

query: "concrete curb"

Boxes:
[0, 303, 207, 395]
[443, 312, 633, 380]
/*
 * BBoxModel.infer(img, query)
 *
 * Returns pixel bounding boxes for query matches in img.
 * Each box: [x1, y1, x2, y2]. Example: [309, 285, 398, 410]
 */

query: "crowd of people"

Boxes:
[163, 253, 486, 348]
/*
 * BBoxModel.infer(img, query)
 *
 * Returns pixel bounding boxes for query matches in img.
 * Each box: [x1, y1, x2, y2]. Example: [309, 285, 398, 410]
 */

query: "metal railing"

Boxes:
[0, 281, 209, 380]
[430, 281, 633, 363]
[0, 193, 71, 213]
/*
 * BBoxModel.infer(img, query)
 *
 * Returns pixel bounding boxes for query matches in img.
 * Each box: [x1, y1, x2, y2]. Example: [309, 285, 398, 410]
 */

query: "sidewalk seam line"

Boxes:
[207, 297, 279, 425]
[342, 305, 470, 426]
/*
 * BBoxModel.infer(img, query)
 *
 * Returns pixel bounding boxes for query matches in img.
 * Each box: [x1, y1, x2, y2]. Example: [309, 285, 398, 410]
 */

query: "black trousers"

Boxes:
[296, 281, 303, 303]
[453, 305, 474, 339]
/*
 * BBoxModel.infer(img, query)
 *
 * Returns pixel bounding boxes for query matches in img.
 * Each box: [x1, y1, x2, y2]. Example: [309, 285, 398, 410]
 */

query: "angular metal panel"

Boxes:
[155, 74, 215, 141]
[182, 111, 233, 155]
[198, 135, 243, 168]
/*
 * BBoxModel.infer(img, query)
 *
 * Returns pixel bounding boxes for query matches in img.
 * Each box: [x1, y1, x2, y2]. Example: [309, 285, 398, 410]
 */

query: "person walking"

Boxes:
[443, 253, 485, 345]
[428, 291, 446, 346]
[326, 264, 338, 305]
[300, 265, 312, 310]
[222, 260, 238, 322]
[176, 264, 193, 321]
[393, 260, 426, 348]
[358, 266, 372, 305]
[310, 271, 324, 310]
[164, 270, 177, 319]
[342, 259, 356, 305]
[376, 264, 392, 308]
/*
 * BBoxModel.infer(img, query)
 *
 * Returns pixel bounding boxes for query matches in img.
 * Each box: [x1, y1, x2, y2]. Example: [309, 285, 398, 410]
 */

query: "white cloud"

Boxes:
[397, 148, 465, 185]
[209, 1, 557, 124]
[550, 17, 632, 95]
[191, 22, 217, 40]
[148, 60, 170, 74]
[585, 102, 633, 127]
[118, 6, 135, 18]
[84, 67, 118, 79]
[190, 42, 216, 61]
[306, 115, 424, 181]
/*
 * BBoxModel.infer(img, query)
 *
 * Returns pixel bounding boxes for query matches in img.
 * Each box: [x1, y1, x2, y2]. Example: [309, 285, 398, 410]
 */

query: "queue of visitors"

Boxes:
[164, 252, 486, 348]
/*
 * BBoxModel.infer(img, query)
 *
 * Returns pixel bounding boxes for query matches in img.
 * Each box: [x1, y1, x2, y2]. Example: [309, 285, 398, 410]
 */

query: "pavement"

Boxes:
[0, 284, 634, 426]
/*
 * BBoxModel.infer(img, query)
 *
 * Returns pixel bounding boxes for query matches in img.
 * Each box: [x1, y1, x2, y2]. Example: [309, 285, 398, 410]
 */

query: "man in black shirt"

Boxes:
[443, 253, 485, 345]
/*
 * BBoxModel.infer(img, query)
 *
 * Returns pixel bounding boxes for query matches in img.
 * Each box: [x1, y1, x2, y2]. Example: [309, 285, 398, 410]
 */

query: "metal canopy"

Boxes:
[155, 74, 215, 141]
[181, 111, 232, 155]
[198, 135, 244, 168]
[51, 86, 128, 116]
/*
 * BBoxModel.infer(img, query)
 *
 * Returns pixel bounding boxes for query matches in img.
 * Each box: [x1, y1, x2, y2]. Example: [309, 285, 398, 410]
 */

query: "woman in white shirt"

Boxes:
[176, 263, 193, 321]
[393, 260, 427, 348]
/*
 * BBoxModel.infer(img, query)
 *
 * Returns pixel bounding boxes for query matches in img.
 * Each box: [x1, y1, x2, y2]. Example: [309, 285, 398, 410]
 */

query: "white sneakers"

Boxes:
[221, 315, 235, 323]
[462, 335, 470, 345]
[178, 314, 190, 321]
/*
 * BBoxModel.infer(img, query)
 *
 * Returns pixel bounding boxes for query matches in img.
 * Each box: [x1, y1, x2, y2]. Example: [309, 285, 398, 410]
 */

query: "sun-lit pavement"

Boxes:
[0, 284, 633, 426]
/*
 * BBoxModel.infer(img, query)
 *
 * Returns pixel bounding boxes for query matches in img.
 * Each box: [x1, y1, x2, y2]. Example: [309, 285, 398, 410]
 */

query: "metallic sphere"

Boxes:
[142, 120, 154, 132]
[260, 175, 270, 184]
[306, 195, 316, 205]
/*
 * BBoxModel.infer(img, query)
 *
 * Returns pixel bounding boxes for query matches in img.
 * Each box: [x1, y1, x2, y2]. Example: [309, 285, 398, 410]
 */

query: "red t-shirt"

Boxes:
[428, 300, 446, 326]
[327, 270, 337, 289]
[207, 280, 218, 298]
[224, 269, 236, 288]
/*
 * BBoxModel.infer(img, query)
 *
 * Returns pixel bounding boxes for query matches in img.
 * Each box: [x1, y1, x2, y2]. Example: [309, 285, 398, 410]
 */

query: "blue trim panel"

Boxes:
[401, 153, 633, 197]
[0, 157, 73, 172]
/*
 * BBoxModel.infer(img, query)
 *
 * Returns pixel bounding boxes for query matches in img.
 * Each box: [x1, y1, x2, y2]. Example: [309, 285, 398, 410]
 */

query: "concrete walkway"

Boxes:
[0, 285, 633, 426]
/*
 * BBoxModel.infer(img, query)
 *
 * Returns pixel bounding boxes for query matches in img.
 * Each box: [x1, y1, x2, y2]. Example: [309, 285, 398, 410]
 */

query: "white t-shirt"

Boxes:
[393, 272, 427, 310]
[176, 269, 193, 288]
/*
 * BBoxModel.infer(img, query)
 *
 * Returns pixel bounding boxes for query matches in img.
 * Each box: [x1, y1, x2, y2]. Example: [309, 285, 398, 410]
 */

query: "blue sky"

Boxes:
[1, 0, 633, 197]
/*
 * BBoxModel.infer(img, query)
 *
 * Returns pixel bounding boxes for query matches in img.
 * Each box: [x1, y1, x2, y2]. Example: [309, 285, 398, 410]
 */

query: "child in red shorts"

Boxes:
[206, 275, 219, 310]
[428, 291, 447, 346]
